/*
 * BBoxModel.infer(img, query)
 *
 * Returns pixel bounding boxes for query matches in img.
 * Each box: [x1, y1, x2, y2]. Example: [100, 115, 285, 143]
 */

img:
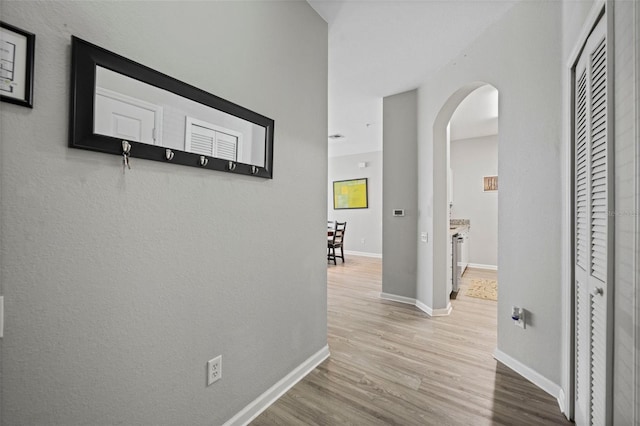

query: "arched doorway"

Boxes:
[431, 82, 499, 312]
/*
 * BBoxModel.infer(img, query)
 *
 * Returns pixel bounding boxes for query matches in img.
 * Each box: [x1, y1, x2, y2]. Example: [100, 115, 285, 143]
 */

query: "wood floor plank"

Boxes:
[252, 256, 570, 425]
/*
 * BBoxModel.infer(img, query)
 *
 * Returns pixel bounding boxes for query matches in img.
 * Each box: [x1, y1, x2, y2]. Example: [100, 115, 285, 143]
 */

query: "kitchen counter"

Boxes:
[449, 219, 470, 236]
[449, 224, 469, 236]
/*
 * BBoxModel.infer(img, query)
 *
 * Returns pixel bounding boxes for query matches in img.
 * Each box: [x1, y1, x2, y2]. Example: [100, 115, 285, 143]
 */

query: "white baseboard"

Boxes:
[223, 345, 330, 426]
[467, 263, 498, 271]
[380, 292, 416, 305]
[493, 348, 563, 404]
[380, 293, 452, 317]
[417, 299, 452, 316]
[344, 250, 382, 259]
[557, 388, 568, 419]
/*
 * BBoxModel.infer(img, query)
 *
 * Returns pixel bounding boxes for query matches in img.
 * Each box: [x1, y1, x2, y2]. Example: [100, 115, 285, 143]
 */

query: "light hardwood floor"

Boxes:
[252, 256, 570, 425]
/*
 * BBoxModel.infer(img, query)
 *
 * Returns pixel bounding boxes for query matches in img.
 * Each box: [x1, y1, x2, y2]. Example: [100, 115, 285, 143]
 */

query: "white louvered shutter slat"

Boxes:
[574, 14, 610, 426]
[589, 34, 608, 286]
[186, 122, 216, 156]
[214, 132, 238, 162]
[185, 117, 241, 162]
[590, 293, 606, 426]
[575, 67, 589, 270]
[575, 280, 590, 406]
[189, 132, 215, 156]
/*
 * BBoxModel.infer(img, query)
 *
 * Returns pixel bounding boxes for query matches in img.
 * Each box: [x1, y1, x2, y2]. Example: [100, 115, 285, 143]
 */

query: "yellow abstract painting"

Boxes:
[333, 178, 368, 209]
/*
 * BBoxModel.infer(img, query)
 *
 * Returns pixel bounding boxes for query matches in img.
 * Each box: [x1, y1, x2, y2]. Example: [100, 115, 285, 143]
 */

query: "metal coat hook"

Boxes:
[199, 156, 208, 167]
[122, 140, 132, 171]
[165, 149, 174, 161]
[227, 161, 237, 171]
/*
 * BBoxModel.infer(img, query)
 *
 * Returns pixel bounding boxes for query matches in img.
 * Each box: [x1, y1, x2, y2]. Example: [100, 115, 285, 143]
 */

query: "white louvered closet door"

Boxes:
[574, 15, 611, 426]
[184, 117, 240, 162]
[214, 131, 238, 162]
[187, 124, 216, 156]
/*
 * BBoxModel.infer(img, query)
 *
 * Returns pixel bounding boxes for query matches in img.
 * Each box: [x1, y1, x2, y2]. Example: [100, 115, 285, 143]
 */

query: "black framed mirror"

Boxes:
[70, 36, 274, 178]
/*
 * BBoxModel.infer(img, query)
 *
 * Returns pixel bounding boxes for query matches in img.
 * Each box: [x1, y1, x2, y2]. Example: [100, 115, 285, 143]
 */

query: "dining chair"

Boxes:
[327, 221, 346, 265]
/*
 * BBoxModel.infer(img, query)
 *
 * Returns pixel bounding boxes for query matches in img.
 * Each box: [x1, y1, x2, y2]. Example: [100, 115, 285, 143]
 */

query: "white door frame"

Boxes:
[431, 81, 493, 315]
[561, 0, 610, 420]
[634, 4, 640, 423]
[95, 86, 164, 146]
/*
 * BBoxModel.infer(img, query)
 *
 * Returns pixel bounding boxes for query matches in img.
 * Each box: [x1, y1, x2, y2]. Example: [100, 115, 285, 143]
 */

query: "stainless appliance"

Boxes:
[452, 231, 469, 292]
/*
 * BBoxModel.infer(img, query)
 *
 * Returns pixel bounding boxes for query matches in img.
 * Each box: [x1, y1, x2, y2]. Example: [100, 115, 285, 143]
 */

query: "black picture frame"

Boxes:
[70, 36, 275, 178]
[0, 21, 35, 108]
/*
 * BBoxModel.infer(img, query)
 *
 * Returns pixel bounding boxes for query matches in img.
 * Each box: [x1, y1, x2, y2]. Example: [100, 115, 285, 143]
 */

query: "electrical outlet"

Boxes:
[512, 306, 526, 329]
[207, 355, 222, 386]
[420, 232, 428, 243]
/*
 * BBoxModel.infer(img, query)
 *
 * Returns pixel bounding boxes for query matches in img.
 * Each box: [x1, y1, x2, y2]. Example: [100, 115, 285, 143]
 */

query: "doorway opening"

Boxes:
[447, 84, 499, 302]
[431, 81, 499, 313]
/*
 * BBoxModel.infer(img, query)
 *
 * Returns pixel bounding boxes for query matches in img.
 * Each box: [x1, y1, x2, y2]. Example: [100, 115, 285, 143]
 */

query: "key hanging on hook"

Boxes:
[122, 140, 132, 172]
[122, 152, 131, 172]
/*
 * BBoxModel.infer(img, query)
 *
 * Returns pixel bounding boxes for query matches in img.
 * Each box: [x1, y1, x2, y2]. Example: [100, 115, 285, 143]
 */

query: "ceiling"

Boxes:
[307, 0, 514, 157]
[449, 84, 498, 141]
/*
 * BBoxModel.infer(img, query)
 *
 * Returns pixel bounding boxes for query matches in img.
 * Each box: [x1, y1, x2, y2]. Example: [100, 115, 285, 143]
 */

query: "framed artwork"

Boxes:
[0, 22, 35, 108]
[333, 178, 368, 209]
[483, 175, 498, 192]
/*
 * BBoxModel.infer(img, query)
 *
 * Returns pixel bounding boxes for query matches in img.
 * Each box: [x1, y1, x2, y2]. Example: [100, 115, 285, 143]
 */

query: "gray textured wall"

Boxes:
[450, 135, 498, 267]
[611, 1, 639, 423]
[0, 2, 327, 425]
[415, 1, 564, 382]
[382, 90, 418, 299]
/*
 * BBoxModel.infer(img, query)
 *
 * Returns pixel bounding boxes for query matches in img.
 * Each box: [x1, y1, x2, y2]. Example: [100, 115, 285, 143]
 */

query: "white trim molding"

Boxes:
[380, 293, 452, 317]
[493, 349, 563, 410]
[344, 250, 382, 259]
[95, 86, 164, 146]
[223, 345, 330, 426]
[557, 388, 566, 416]
[416, 299, 452, 317]
[566, 0, 606, 70]
[380, 292, 417, 305]
[467, 263, 497, 271]
[561, 1, 608, 420]
[634, 1, 640, 422]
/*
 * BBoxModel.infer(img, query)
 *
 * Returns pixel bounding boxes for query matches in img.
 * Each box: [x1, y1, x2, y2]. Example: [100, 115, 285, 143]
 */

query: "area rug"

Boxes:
[465, 279, 498, 301]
